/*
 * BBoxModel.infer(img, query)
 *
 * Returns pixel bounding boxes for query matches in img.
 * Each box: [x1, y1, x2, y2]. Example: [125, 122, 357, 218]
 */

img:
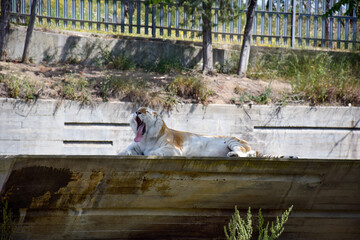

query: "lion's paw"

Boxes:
[148, 151, 165, 156]
[280, 155, 298, 159]
[227, 151, 239, 157]
[118, 150, 132, 156]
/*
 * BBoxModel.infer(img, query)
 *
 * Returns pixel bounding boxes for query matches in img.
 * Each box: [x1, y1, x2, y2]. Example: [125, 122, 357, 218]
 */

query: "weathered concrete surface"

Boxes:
[1, 98, 359, 159]
[6, 26, 360, 68]
[1, 155, 360, 240]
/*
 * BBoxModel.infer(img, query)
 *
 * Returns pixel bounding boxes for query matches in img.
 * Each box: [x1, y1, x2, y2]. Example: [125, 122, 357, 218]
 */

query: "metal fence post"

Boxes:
[11, 0, 17, 22]
[96, 0, 101, 31]
[72, 0, 76, 28]
[152, 5, 156, 38]
[47, 0, 51, 25]
[291, 0, 296, 48]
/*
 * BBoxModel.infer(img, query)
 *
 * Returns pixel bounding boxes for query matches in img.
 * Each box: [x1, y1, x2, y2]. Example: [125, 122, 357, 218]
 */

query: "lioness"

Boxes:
[119, 107, 256, 157]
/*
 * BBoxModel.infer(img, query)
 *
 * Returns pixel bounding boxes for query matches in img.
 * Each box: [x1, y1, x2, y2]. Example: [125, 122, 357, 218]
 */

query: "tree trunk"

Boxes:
[0, 0, 11, 61]
[22, 0, 38, 63]
[237, 0, 258, 77]
[202, 1, 213, 74]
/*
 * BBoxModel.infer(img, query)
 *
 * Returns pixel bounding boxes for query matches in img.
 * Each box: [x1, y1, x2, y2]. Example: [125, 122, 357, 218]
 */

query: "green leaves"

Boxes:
[224, 206, 253, 240]
[0, 198, 15, 240]
[324, 0, 359, 18]
[147, 0, 242, 25]
[225, 205, 293, 240]
[258, 205, 293, 240]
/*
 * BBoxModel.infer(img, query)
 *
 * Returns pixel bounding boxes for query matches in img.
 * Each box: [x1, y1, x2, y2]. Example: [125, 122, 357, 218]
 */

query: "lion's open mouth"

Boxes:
[134, 116, 146, 142]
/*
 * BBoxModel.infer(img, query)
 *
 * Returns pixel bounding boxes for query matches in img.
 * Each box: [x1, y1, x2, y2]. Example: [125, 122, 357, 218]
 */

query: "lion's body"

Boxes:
[119, 107, 256, 157]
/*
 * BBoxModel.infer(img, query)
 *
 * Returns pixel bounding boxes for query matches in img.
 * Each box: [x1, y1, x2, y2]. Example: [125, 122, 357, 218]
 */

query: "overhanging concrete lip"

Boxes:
[4, 154, 360, 162]
[1, 155, 360, 239]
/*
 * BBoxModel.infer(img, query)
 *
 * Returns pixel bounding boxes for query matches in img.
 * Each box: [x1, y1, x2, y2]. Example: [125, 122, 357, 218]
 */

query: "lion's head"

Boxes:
[130, 107, 164, 142]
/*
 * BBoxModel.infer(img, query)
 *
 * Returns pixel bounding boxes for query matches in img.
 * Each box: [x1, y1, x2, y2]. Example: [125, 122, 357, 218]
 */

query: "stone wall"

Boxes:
[1, 98, 359, 158]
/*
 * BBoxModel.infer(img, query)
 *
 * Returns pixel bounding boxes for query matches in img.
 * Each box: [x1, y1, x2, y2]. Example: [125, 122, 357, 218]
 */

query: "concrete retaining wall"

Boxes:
[6, 26, 360, 69]
[0, 98, 359, 158]
[1, 155, 360, 240]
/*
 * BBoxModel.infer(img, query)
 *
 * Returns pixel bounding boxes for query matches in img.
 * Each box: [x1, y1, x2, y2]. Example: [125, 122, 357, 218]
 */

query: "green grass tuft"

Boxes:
[166, 75, 215, 104]
[0, 73, 43, 101]
[248, 52, 360, 105]
[61, 73, 91, 104]
[97, 50, 135, 70]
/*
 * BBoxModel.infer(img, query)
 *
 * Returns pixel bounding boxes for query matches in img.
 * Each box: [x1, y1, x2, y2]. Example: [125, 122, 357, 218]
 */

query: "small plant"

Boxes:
[98, 50, 135, 70]
[100, 76, 165, 107]
[257, 206, 293, 240]
[0, 73, 42, 100]
[224, 205, 293, 240]
[67, 56, 80, 64]
[100, 77, 111, 102]
[166, 76, 214, 104]
[144, 57, 184, 74]
[232, 83, 272, 105]
[225, 207, 253, 240]
[61, 74, 91, 104]
[43, 52, 53, 63]
[214, 56, 238, 74]
[111, 55, 135, 70]
[0, 197, 15, 240]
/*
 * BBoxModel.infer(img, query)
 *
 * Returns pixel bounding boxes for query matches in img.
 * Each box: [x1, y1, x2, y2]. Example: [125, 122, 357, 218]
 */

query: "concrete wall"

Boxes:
[1, 155, 360, 240]
[1, 98, 359, 158]
[6, 26, 360, 68]
[7, 26, 202, 67]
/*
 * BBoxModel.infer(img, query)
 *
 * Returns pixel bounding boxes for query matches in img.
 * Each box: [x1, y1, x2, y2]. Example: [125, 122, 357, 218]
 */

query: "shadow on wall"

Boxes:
[109, 39, 203, 69]
[60, 36, 82, 63]
[41, 32, 228, 69]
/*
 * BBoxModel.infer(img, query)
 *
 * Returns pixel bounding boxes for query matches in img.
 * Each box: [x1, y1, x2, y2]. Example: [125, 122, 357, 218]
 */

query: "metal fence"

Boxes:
[7, 0, 360, 49]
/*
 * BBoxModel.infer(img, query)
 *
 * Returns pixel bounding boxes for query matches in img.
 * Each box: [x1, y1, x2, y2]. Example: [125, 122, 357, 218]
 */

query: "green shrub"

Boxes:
[224, 205, 293, 240]
[225, 207, 253, 240]
[0, 197, 15, 240]
[232, 83, 272, 105]
[257, 206, 293, 240]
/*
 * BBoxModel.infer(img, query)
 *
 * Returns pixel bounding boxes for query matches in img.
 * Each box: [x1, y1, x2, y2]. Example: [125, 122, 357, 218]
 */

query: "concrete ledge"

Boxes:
[1, 155, 359, 240]
[1, 98, 359, 158]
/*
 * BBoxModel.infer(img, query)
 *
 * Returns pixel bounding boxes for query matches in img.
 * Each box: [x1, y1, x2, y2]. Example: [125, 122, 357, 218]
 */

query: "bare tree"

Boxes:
[201, 1, 213, 74]
[0, 0, 11, 60]
[22, 0, 38, 63]
[238, 0, 258, 77]
[149, 0, 237, 74]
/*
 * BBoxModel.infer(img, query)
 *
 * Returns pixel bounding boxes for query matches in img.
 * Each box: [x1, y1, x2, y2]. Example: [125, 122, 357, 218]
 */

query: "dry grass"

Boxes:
[1, 55, 359, 108]
[166, 76, 215, 105]
[247, 52, 360, 105]
[0, 73, 43, 101]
